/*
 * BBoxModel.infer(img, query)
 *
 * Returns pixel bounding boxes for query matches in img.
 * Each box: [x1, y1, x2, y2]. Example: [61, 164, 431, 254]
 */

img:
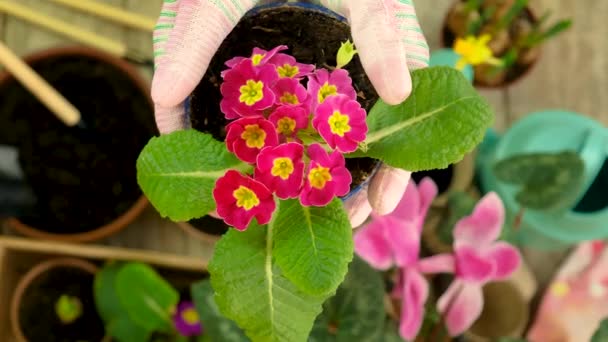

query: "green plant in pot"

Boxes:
[10, 258, 105, 342]
[493, 150, 585, 238]
[137, 2, 494, 341]
[94, 261, 208, 341]
[444, 0, 572, 87]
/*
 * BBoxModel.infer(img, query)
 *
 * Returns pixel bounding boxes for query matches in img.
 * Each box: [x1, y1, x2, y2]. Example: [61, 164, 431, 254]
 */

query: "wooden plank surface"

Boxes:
[0, 0, 604, 293]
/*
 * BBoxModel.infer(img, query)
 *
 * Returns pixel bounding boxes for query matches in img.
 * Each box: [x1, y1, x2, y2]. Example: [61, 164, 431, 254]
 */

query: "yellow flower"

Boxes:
[453, 35, 502, 70]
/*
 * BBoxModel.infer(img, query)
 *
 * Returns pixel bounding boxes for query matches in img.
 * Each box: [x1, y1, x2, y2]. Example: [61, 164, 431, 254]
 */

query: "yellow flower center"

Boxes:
[328, 111, 351, 137]
[453, 34, 499, 70]
[308, 166, 332, 189]
[181, 308, 200, 325]
[276, 117, 297, 135]
[318, 82, 338, 104]
[277, 64, 299, 78]
[241, 124, 267, 148]
[271, 157, 295, 180]
[279, 92, 300, 105]
[233, 185, 260, 210]
[252, 53, 265, 66]
[550, 281, 570, 298]
[239, 80, 265, 106]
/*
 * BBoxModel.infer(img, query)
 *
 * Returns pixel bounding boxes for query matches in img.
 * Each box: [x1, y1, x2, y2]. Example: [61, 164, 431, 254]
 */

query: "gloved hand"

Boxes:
[151, 0, 429, 225]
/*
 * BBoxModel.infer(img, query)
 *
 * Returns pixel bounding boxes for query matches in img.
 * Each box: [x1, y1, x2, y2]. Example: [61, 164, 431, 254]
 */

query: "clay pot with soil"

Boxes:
[0, 47, 156, 242]
[10, 257, 105, 342]
[189, 3, 380, 201]
[442, 0, 571, 88]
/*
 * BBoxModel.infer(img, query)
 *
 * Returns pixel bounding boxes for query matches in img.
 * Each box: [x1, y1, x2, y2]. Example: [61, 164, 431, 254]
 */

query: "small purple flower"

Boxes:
[173, 301, 203, 337]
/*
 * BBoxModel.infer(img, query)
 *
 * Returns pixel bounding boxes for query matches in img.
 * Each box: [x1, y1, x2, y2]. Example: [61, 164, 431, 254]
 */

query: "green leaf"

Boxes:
[94, 262, 151, 342]
[493, 151, 585, 210]
[591, 318, 608, 342]
[309, 257, 385, 341]
[136, 130, 250, 221]
[209, 222, 332, 342]
[273, 199, 353, 296]
[116, 263, 179, 333]
[360, 67, 493, 171]
[191, 280, 248, 342]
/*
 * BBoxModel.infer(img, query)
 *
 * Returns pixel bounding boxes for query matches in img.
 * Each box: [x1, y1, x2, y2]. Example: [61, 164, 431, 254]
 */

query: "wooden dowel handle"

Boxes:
[0, 1, 127, 57]
[47, 0, 156, 32]
[0, 41, 81, 126]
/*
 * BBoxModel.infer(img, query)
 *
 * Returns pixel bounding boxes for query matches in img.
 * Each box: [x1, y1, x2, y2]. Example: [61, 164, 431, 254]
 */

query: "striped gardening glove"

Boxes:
[314, 0, 430, 224]
[151, 0, 262, 133]
[151, 0, 429, 225]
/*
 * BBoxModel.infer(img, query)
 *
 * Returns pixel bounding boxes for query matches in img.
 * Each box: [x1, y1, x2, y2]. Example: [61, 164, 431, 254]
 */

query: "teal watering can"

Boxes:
[477, 110, 608, 249]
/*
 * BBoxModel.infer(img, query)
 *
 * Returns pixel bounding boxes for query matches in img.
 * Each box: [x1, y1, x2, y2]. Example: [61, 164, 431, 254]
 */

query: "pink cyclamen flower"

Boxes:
[267, 52, 315, 79]
[226, 117, 279, 164]
[272, 78, 309, 107]
[313, 94, 367, 153]
[355, 178, 457, 341]
[220, 60, 278, 119]
[224, 45, 288, 70]
[213, 170, 276, 230]
[307, 68, 357, 113]
[254, 143, 305, 199]
[172, 301, 203, 337]
[299, 144, 352, 207]
[268, 106, 309, 142]
[437, 192, 521, 336]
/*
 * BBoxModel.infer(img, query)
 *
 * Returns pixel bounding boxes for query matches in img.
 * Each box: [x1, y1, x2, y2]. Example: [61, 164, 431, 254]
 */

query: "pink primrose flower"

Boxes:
[267, 52, 315, 79]
[268, 106, 309, 142]
[307, 68, 357, 113]
[299, 144, 351, 207]
[226, 117, 278, 163]
[224, 45, 289, 69]
[271, 78, 309, 107]
[437, 192, 521, 336]
[220, 61, 278, 119]
[313, 94, 367, 153]
[213, 170, 276, 230]
[254, 143, 305, 199]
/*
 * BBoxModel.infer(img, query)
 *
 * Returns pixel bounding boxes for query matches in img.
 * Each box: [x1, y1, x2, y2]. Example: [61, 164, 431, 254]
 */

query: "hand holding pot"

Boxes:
[151, 0, 429, 224]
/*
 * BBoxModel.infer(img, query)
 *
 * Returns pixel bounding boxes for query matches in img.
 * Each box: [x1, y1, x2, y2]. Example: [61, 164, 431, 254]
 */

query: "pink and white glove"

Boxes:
[151, 0, 429, 226]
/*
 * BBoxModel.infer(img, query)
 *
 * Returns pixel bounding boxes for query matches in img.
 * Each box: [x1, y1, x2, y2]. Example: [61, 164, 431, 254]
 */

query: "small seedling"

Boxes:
[55, 295, 82, 325]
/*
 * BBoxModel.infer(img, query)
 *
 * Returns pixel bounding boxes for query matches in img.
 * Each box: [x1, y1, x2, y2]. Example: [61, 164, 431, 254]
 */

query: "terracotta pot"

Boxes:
[0, 46, 151, 243]
[441, 1, 540, 89]
[10, 257, 100, 342]
[465, 281, 529, 341]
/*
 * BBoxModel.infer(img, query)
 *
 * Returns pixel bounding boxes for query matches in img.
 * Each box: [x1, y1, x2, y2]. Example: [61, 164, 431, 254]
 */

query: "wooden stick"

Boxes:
[0, 41, 81, 126]
[47, 0, 156, 32]
[0, 1, 127, 57]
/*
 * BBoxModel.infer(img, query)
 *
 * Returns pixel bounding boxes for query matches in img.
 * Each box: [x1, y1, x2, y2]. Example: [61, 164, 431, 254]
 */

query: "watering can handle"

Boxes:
[576, 128, 607, 203]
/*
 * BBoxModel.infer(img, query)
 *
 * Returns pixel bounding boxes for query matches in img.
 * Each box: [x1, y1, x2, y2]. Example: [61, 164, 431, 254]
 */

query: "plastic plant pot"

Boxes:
[477, 110, 608, 249]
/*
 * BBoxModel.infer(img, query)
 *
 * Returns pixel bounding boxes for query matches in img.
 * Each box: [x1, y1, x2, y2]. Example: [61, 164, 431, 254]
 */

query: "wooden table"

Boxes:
[0, 0, 602, 297]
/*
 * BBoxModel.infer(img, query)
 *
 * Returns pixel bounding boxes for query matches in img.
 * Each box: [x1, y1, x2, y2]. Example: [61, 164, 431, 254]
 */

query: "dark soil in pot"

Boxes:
[18, 266, 104, 342]
[0, 54, 156, 234]
[188, 215, 230, 237]
[412, 165, 454, 195]
[573, 158, 608, 213]
[442, 1, 539, 88]
[190, 4, 379, 190]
